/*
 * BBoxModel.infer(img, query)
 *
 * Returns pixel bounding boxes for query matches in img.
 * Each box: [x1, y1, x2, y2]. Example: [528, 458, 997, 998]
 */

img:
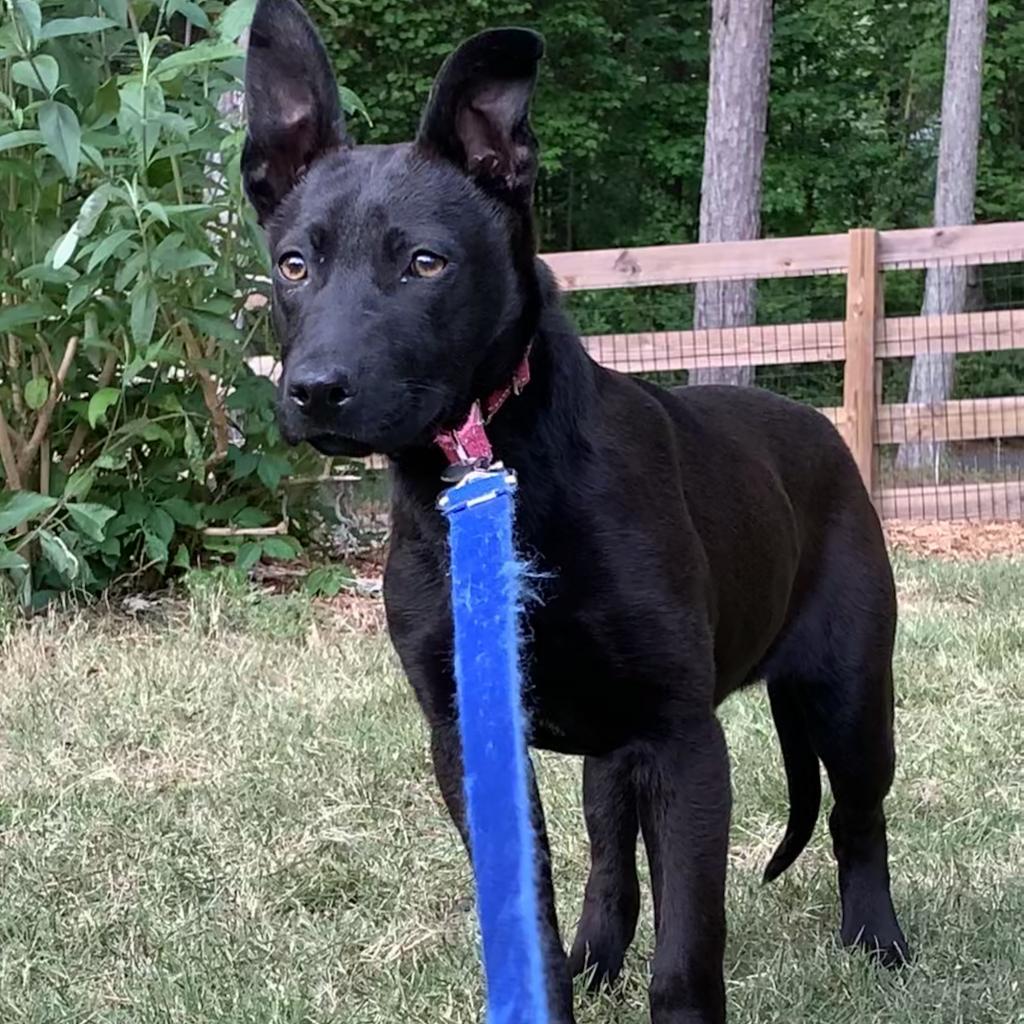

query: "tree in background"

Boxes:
[899, 0, 989, 473]
[690, 0, 773, 386]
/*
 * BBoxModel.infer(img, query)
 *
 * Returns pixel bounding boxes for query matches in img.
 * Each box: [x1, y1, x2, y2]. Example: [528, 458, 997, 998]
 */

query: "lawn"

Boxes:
[1, 557, 1022, 1024]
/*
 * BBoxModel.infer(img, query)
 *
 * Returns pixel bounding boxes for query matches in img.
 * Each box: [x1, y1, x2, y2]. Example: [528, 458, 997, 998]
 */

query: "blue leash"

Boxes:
[438, 467, 550, 1024]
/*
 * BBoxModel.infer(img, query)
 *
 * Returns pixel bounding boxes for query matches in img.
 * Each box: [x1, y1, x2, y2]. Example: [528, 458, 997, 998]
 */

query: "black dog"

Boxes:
[243, 2, 909, 1020]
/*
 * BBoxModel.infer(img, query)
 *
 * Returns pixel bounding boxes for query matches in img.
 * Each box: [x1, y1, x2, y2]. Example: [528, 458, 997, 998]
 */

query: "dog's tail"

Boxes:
[762, 680, 822, 884]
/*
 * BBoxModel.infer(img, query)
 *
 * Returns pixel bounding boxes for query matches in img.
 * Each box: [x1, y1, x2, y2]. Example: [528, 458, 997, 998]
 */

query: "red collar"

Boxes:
[434, 345, 532, 468]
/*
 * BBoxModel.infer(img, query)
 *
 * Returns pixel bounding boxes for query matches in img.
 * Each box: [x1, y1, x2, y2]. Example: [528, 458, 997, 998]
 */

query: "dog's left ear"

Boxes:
[417, 28, 544, 207]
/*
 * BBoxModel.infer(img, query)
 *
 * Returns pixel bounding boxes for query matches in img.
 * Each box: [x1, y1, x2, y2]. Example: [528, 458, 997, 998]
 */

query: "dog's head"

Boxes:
[242, 0, 544, 457]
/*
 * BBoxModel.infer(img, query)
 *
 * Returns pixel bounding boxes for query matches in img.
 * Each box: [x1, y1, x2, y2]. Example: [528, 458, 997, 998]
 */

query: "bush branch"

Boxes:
[60, 349, 119, 473]
[17, 335, 79, 479]
[0, 405, 23, 491]
[180, 322, 229, 467]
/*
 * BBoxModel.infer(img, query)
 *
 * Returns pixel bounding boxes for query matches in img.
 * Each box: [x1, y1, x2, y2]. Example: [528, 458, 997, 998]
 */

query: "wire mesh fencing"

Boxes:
[874, 254, 1024, 519]
[552, 224, 1024, 523]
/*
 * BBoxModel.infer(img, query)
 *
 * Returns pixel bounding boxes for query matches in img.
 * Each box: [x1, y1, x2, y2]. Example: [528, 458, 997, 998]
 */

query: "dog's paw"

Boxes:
[568, 909, 637, 991]
[843, 925, 913, 969]
[568, 935, 627, 992]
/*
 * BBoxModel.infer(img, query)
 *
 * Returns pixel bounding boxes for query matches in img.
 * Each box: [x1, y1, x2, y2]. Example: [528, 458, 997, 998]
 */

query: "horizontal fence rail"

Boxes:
[543, 221, 1024, 290]
[248, 220, 1024, 522]
[577, 308, 1024, 373]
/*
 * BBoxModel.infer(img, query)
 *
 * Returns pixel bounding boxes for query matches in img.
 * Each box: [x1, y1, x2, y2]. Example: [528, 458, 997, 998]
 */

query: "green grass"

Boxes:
[1, 558, 1023, 1023]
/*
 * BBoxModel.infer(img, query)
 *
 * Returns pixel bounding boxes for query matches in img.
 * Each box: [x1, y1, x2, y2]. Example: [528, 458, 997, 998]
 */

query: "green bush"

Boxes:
[0, 0, 361, 608]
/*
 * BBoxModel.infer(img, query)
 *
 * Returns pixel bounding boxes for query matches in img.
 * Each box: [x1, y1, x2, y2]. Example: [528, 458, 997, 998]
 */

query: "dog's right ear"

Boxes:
[242, 0, 348, 223]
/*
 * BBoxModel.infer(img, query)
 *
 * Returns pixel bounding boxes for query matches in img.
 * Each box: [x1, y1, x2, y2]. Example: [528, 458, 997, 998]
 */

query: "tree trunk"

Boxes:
[898, 0, 988, 472]
[690, 0, 773, 387]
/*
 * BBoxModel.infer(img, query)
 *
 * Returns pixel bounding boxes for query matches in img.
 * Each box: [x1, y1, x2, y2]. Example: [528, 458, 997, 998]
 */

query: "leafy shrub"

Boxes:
[0, 0, 360, 608]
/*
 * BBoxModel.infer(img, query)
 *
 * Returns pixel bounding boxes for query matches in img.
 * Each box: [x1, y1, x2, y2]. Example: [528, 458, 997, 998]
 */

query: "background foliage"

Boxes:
[0, 0, 341, 607]
[2, 0, 1023, 604]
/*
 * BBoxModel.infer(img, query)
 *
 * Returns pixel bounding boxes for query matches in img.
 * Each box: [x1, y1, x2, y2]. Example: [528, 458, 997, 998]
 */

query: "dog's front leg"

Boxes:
[569, 752, 642, 988]
[430, 722, 577, 1023]
[636, 718, 731, 1024]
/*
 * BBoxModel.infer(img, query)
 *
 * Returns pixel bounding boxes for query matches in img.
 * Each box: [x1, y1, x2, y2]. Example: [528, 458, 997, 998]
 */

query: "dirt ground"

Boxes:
[885, 520, 1024, 561]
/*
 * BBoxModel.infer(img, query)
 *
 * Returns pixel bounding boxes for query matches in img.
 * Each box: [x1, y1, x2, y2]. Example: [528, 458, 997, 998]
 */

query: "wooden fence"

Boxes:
[543, 221, 1024, 521]
[252, 221, 1024, 521]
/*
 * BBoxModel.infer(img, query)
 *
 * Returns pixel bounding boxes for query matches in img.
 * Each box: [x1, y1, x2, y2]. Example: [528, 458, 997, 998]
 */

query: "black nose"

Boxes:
[287, 368, 353, 416]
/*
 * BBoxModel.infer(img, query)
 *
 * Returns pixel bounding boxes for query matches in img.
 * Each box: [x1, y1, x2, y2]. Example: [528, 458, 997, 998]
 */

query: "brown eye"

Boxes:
[278, 252, 307, 282]
[409, 251, 447, 279]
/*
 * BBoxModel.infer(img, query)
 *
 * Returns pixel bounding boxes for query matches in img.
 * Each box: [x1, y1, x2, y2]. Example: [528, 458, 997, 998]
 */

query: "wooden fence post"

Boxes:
[842, 228, 881, 496]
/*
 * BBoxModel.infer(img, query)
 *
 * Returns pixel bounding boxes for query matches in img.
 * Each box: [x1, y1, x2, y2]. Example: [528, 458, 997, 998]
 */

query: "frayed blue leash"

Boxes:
[438, 467, 549, 1024]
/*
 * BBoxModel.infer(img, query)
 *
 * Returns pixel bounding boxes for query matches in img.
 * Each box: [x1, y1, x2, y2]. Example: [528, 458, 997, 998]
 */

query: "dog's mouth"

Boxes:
[305, 433, 375, 458]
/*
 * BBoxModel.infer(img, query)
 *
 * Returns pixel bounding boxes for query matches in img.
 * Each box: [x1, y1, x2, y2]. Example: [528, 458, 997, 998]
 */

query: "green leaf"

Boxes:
[11, 55, 59, 94]
[305, 565, 353, 598]
[75, 187, 109, 237]
[0, 491, 57, 533]
[236, 541, 262, 572]
[261, 536, 300, 561]
[183, 417, 204, 480]
[23, 376, 49, 410]
[152, 40, 242, 81]
[87, 387, 120, 428]
[116, 80, 164, 159]
[39, 16, 117, 40]
[0, 546, 29, 571]
[130, 278, 158, 348]
[66, 274, 97, 312]
[185, 308, 241, 343]
[17, 262, 77, 284]
[147, 507, 176, 545]
[51, 224, 79, 269]
[114, 250, 146, 293]
[161, 498, 201, 527]
[0, 129, 43, 154]
[256, 454, 291, 491]
[168, 0, 210, 30]
[38, 100, 81, 179]
[154, 247, 216, 274]
[142, 200, 168, 227]
[143, 529, 169, 566]
[98, 0, 127, 28]
[62, 468, 95, 501]
[171, 544, 190, 570]
[0, 300, 54, 331]
[229, 450, 259, 479]
[14, 0, 42, 45]
[67, 502, 116, 543]
[340, 86, 373, 126]
[86, 229, 135, 274]
[231, 506, 270, 528]
[219, 0, 256, 42]
[95, 449, 128, 470]
[38, 529, 80, 580]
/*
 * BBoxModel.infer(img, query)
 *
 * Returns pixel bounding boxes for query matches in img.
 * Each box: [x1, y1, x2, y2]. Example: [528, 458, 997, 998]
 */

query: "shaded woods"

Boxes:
[320, 0, 1022, 254]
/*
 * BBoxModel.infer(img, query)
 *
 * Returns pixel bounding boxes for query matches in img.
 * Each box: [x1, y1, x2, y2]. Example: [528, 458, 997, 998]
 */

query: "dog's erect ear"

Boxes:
[417, 28, 544, 206]
[242, 0, 348, 223]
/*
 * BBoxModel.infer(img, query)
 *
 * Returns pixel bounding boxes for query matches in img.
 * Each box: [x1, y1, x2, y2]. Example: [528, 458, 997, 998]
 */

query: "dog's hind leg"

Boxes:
[799, 663, 910, 966]
[430, 723, 577, 1022]
[568, 752, 641, 989]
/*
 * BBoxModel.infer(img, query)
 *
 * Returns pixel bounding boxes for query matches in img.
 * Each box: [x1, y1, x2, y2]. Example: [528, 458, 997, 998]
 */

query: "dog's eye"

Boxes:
[278, 252, 308, 282]
[409, 251, 447, 279]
